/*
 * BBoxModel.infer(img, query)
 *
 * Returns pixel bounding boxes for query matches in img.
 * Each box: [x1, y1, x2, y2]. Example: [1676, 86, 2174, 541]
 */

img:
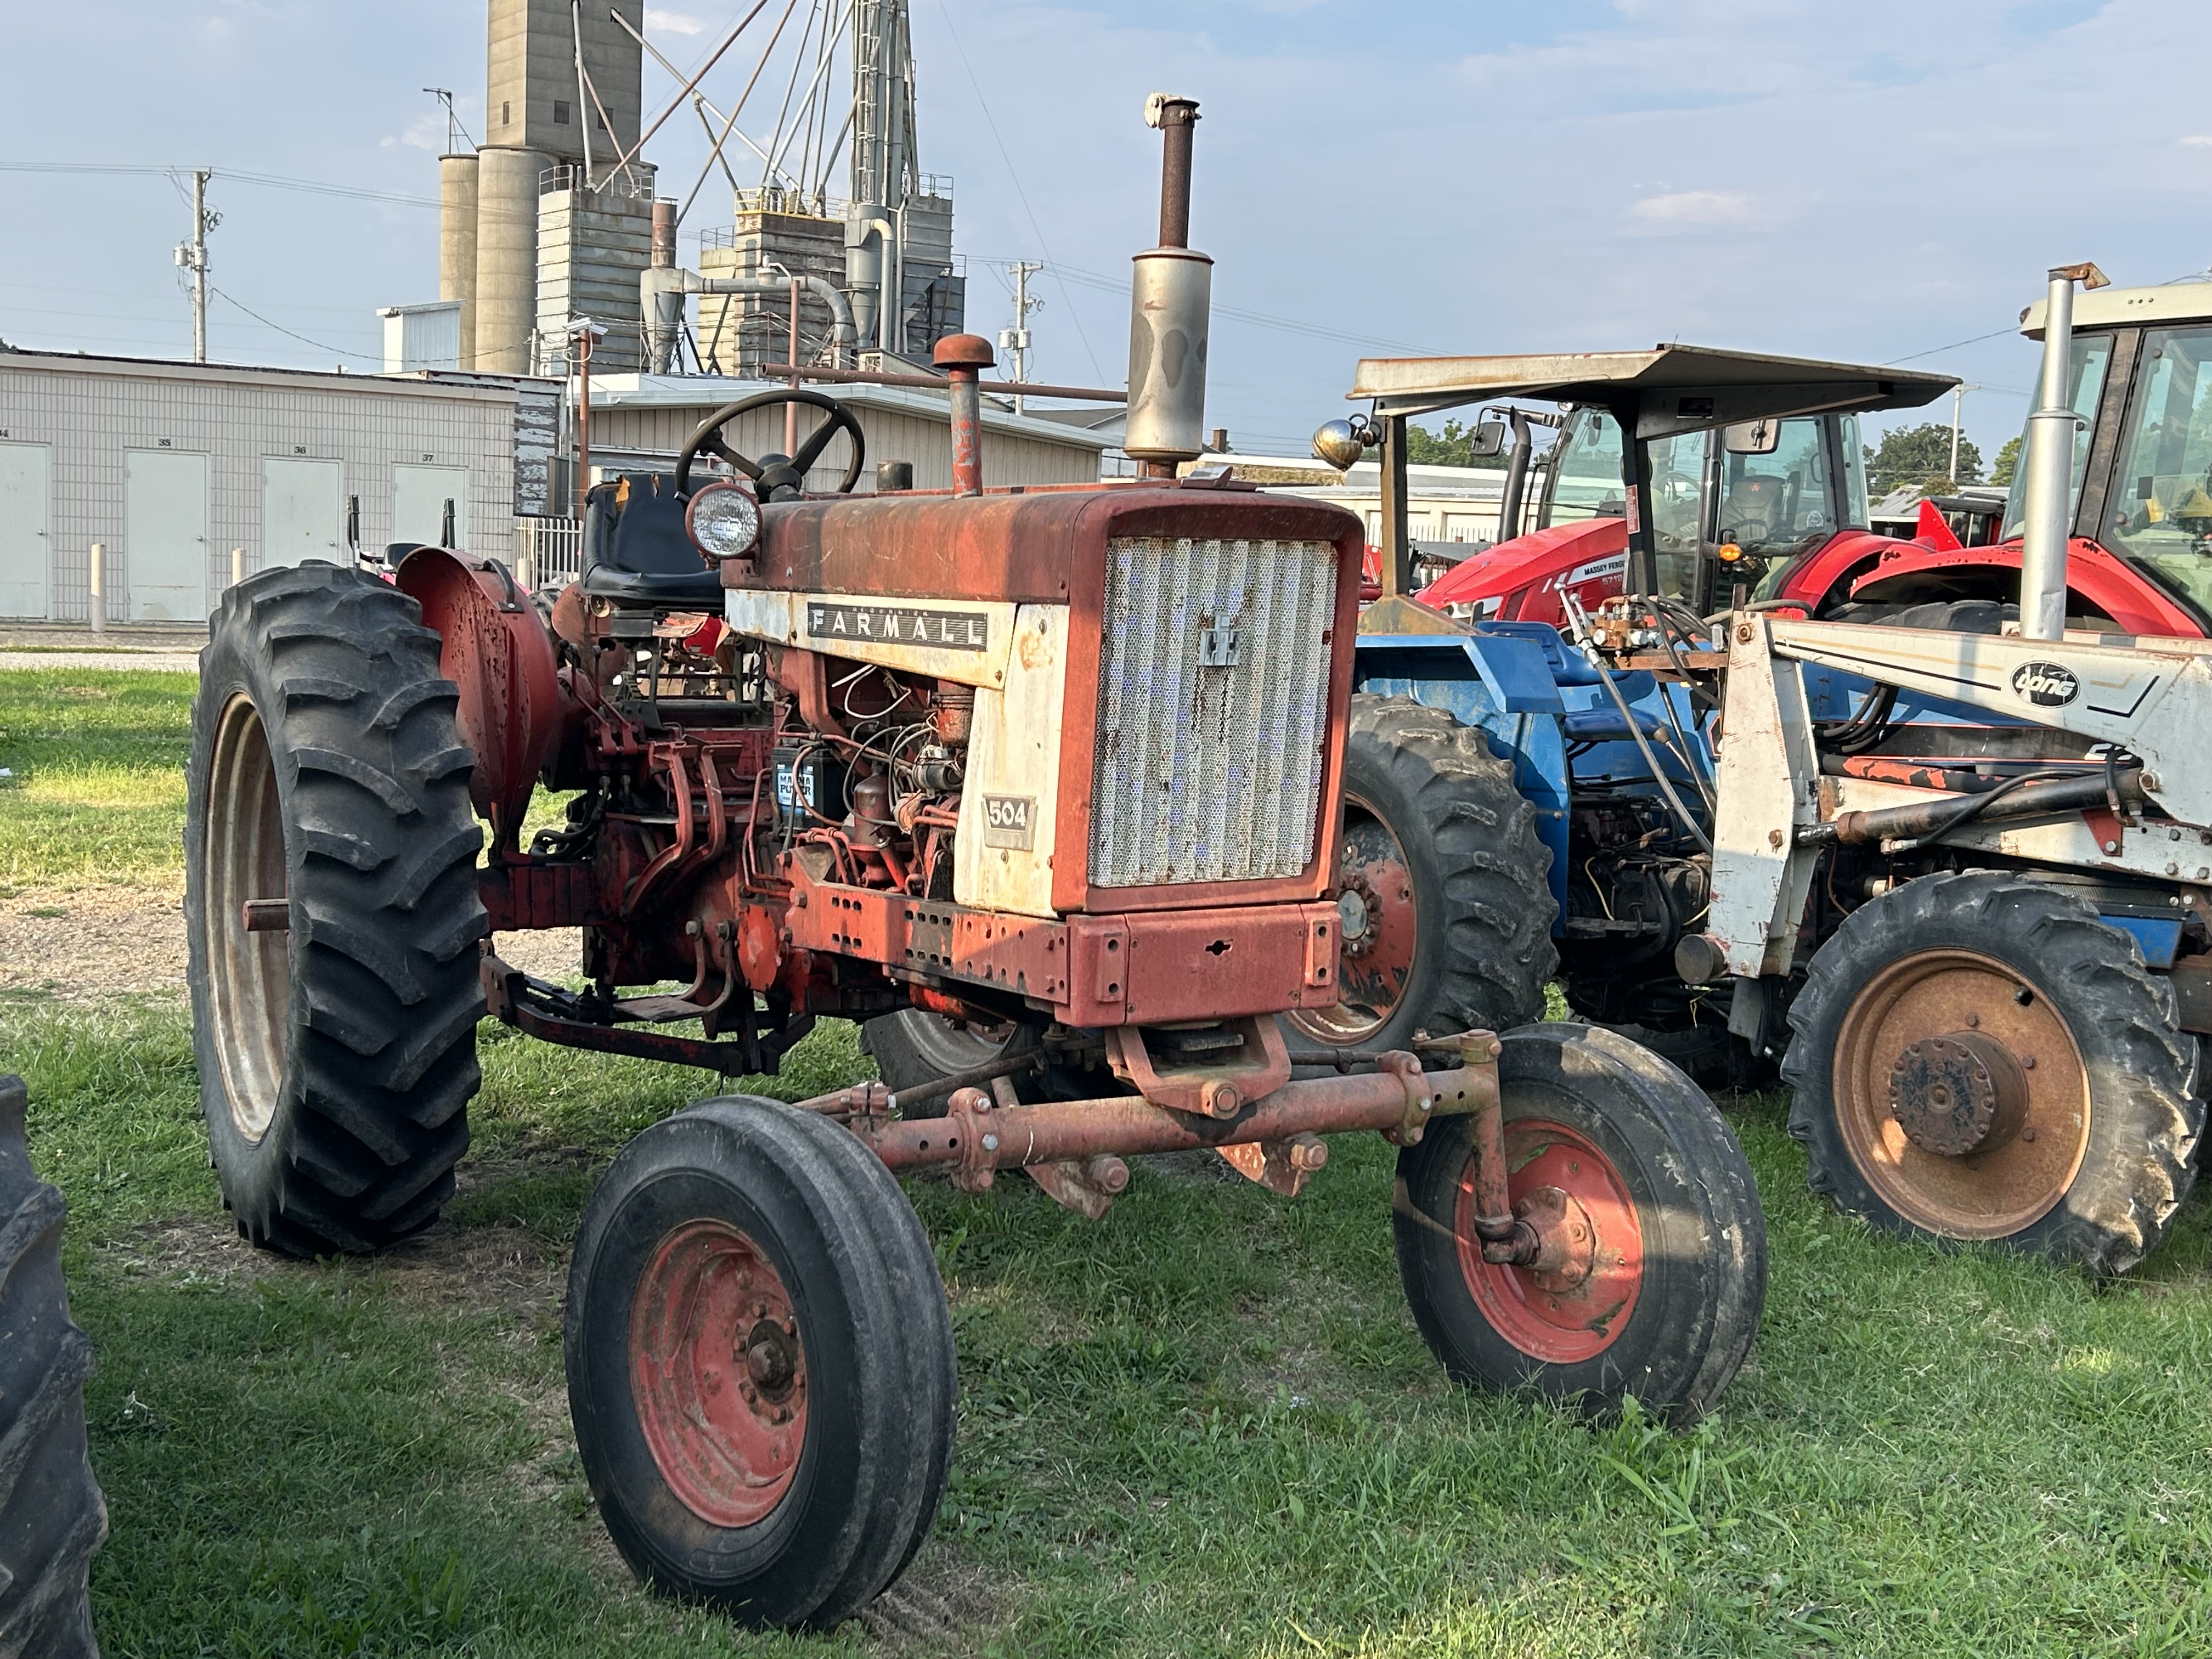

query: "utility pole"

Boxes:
[175, 170, 216, 363]
[1949, 382, 1981, 486]
[999, 259, 1042, 414]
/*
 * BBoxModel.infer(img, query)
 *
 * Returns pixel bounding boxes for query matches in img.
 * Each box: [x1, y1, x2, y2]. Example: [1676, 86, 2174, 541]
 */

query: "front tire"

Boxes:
[1291, 694, 1556, 1053]
[1394, 1025, 1766, 1423]
[1784, 872, 2201, 1273]
[187, 564, 487, 1255]
[565, 1097, 956, 1630]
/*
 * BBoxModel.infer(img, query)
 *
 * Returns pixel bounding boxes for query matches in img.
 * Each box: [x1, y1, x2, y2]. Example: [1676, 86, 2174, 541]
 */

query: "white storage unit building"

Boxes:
[0, 350, 555, 627]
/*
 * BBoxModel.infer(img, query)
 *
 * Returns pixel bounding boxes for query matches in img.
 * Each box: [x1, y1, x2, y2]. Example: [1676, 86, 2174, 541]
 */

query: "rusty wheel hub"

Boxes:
[1887, 1031, 2027, 1156]
[630, 1219, 808, 1528]
[1291, 800, 1420, 1043]
[1514, 1184, 1599, 1293]
[1833, 949, 2089, 1239]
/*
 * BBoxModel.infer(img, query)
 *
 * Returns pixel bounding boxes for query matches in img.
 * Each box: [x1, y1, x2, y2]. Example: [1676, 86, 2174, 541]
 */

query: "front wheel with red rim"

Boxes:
[1394, 1024, 1766, 1424]
[565, 1096, 956, 1630]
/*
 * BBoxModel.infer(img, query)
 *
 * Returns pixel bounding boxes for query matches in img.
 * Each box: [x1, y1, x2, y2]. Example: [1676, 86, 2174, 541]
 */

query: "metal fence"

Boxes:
[516, 516, 582, 591]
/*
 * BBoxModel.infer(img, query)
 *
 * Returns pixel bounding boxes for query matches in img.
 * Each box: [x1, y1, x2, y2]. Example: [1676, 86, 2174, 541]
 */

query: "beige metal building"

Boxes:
[0, 349, 555, 625]
[583, 375, 1113, 492]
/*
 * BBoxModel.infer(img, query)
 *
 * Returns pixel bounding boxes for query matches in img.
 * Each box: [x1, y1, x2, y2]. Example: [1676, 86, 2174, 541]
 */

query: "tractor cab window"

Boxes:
[1542, 409, 1627, 526]
[2101, 325, 2212, 615]
[1714, 417, 1836, 559]
[2001, 332, 2112, 543]
[1646, 429, 1707, 596]
[1840, 415, 1871, 528]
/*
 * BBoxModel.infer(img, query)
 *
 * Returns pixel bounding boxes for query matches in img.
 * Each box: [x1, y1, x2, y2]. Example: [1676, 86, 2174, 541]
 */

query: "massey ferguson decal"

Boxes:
[806, 601, 989, 651]
[2011, 660, 2081, 708]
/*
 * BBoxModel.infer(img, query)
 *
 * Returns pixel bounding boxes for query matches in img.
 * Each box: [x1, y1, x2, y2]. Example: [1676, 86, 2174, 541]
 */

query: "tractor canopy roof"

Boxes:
[2021, 279, 2212, 338]
[1348, 344, 1954, 439]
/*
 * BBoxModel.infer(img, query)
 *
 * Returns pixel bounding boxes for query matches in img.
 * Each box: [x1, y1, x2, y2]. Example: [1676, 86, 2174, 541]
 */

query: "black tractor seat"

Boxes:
[579, 473, 726, 606]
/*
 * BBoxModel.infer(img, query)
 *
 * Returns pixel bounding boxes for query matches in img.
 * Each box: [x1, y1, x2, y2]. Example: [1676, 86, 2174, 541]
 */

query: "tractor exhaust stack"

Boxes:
[1125, 94, 1212, 479]
[2019, 261, 2109, 640]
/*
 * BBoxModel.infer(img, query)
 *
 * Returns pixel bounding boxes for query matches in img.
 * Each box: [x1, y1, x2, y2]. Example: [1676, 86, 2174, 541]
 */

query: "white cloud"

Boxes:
[645, 8, 706, 32]
[2181, 135, 2212, 146]
[385, 112, 448, 154]
[1629, 189, 1753, 225]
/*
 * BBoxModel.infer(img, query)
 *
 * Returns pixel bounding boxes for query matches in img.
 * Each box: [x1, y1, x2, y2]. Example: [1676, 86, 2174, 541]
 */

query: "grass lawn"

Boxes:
[7, 667, 2212, 1657]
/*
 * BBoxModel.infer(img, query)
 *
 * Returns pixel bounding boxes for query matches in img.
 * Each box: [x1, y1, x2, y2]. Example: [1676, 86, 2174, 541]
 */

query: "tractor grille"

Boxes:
[1089, 535, 1339, 888]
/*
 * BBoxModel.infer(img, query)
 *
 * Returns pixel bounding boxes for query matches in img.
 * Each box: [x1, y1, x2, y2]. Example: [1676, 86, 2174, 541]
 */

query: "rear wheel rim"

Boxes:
[1832, 949, 2089, 1238]
[202, 694, 290, 1143]
[1456, 1119, 1644, 1362]
[630, 1218, 807, 1529]
[1291, 798, 1419, 1043]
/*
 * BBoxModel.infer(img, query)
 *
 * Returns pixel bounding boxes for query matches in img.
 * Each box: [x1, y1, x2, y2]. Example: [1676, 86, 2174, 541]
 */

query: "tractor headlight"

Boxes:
[686, 481, 761, 560]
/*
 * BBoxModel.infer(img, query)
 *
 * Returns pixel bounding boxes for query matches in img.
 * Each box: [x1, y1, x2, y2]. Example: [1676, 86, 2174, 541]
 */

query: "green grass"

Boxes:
[10, 673, 2212, 1655]
[0, 668, 198, 889]
[14, 996, 2212, 1656]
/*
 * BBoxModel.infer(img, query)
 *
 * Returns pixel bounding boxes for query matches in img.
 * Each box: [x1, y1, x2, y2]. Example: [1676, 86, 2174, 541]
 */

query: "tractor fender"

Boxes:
[394, 547, 565, 848]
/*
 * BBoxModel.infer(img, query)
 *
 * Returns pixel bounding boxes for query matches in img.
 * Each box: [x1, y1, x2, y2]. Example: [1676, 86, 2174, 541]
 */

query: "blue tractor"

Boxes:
[1291, 346, 1953, 1079]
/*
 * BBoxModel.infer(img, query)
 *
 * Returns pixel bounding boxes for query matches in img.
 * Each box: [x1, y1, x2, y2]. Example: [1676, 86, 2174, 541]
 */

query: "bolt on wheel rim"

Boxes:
[1832, 950, 2090, 1238]
[630, 1218, 807, 1529]
[201, 694, 290, 1143]
[1290, 799, 1418, 1043]
[1457, 1119, 1643, 1362]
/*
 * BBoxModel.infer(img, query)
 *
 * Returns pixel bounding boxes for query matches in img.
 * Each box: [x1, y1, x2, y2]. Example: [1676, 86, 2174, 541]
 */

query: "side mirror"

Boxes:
[1468, 420, 1509, 459]
[1724, 417, 1781, 455]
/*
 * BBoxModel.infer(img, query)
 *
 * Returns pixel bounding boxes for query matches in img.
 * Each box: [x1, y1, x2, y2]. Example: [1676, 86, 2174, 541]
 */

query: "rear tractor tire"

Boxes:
[565, 1097, 957, 1630]
[0, 1076, 108, 1659]
[186, 563, 488, 1256]
[1393, 1025, 1766, 1424]
[1291, 693, 1557, 1054]
[1785, 872, 2201, 1273]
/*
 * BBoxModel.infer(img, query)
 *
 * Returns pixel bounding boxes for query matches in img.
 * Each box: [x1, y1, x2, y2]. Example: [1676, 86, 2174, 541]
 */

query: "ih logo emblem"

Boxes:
[2011, 661, 2081, 708]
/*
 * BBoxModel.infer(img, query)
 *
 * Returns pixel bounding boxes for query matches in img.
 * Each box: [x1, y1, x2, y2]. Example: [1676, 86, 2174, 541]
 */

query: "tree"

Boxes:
[1990, 435, 2023, 488]
[1867, 422, 1983, 494]
[1406, 417, 1508, 470]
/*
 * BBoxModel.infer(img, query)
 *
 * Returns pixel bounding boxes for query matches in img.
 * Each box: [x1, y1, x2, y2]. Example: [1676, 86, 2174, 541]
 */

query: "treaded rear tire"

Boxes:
[187, 563, 486, 1256]
[566, 1097, 956, 1630]
[1292, 693, 1556, 1051]
[0, 1075, 108, 1659]
[1784, 872, 2201, 1273]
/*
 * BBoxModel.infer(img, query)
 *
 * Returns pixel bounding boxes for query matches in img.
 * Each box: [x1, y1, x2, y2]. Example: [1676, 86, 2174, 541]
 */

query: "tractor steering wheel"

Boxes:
[675, 388, 867, 501]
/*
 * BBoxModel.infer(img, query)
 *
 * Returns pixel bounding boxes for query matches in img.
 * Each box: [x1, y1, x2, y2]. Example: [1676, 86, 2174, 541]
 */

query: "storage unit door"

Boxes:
[392, 464, 471, 552]
[0, 443, 51, 619]
[260, 456, 344, 570]
[125, 449, 210, 623]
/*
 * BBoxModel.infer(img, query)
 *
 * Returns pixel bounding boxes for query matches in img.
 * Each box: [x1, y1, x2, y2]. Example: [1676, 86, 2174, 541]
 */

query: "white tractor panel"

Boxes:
[260, 456, 344, 570]
[124, 449, 210, 623]
[0, 443, 52, 619]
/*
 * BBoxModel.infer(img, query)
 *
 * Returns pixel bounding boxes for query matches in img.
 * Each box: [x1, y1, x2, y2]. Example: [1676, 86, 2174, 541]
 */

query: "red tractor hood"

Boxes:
[1420, 518, 1626, 624]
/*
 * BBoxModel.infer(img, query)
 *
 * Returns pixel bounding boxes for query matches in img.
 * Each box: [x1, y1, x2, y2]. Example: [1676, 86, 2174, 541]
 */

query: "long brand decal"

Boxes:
[806, 601, 989, 651]
[2011, 660, 2080, 707]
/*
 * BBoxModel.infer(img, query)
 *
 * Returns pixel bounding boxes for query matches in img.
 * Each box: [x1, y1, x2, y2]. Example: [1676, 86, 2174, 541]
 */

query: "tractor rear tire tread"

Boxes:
[189, 563, 486, 1257]
[1784, 871, 2200, 1273]
[1342, 693, 1558, 1045]
[0, 1076, 108, 1659]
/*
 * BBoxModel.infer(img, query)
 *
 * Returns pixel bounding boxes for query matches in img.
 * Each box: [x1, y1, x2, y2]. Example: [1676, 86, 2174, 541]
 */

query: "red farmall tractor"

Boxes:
[183, 100, 1764, 1630]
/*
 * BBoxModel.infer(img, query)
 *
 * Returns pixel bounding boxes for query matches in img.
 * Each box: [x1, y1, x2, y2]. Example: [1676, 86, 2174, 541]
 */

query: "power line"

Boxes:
[0, 162, 439, 210]
[928, 1, 1104, 382]
[211, 287, 381, 362]
[1883, 326, 2014, 365]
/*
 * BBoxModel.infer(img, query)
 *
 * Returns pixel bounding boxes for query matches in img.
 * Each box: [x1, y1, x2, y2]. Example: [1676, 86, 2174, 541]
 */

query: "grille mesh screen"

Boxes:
[1089, 535, 1339, 887]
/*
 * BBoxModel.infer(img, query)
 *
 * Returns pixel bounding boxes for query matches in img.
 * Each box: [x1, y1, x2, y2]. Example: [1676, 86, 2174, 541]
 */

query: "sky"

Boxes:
[4, 0, 2210, 471]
